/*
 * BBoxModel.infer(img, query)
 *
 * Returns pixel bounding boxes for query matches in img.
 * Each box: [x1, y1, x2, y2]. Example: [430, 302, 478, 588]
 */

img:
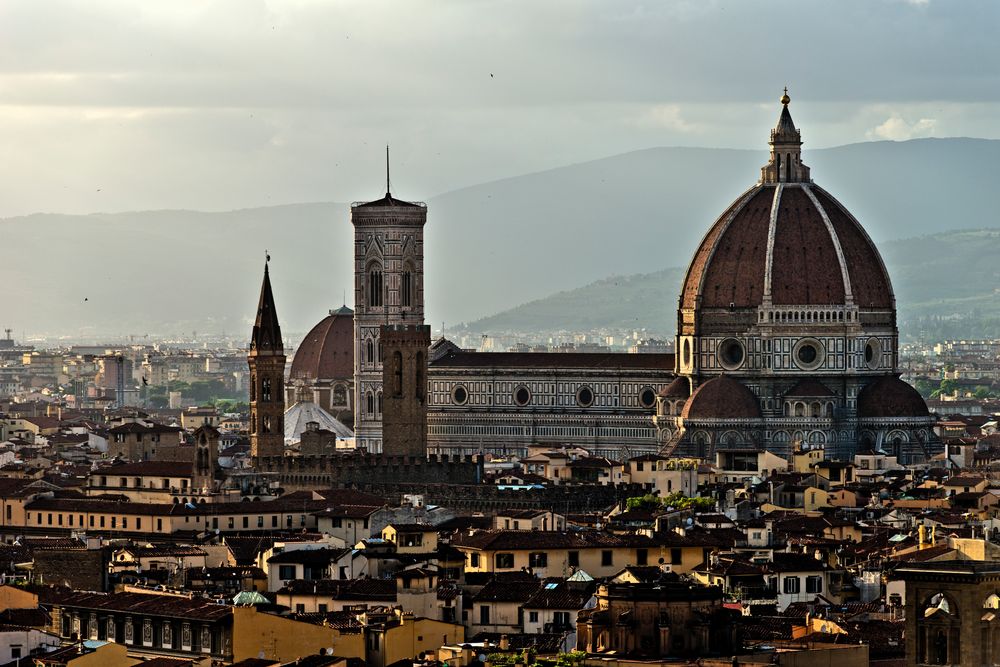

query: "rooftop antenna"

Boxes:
[386, 144, 391, 196]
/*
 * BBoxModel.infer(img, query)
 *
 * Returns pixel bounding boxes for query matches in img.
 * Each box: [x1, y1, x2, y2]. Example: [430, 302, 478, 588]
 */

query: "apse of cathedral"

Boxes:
[258, 91, 938, 466]
[656, 91, 938, 464]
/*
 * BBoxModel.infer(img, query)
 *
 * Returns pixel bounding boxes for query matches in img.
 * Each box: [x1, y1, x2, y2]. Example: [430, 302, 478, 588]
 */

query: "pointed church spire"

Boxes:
[251, 261, 283, 353]
[760, 88, 810, 184]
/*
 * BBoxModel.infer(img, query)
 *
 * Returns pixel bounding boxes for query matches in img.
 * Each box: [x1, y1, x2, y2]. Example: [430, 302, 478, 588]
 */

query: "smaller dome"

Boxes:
[658, 377, 690, 399]
[681, 375, 761, 420]
[290, 307, 354, 381]
[857, 375, 929, 419]
[784, 379, 835, 398]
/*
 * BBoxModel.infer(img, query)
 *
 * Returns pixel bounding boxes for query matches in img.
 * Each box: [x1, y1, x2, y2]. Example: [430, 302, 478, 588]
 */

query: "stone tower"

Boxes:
[192, 424, 218, 492]
[351, 189, 427, 453]
[248, 262, 286, 460]
[381, 324, 431, 457]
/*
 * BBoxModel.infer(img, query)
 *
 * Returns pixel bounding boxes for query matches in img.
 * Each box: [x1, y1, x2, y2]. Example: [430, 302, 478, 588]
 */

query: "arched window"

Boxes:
[262, 378, 271, 402]
[376, 391, 382, 416]
[402, 271, 413, 308]
[393, 351, 403, 396]
[262, 415, 271, 434]
[368, 266, 383, 307]
[250, 375, 256, 401]
[366, 339, 374, 365]
[415, 352, 425, 400]
[366, 391, 375, 415]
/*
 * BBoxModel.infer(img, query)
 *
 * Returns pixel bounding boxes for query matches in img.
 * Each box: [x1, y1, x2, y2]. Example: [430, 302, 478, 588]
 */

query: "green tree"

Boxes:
[939, 379, 959, 396]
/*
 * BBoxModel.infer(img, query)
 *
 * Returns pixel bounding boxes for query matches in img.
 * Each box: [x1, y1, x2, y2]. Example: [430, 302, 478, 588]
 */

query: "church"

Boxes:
[258, 91, 938, 465]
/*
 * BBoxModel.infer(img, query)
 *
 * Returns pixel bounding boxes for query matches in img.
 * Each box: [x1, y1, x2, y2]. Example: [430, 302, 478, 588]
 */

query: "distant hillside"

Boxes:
[462, 228, 1000, 339]
[1, 137, 998, 338]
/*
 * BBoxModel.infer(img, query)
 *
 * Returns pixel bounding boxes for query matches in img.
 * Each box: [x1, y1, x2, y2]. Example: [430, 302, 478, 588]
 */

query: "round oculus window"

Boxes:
[718, 338, 745, 369]
[639, 387, 657, 409]
[513, 386, 531, 406]
[793, 339, 825, 370]
[452, 385, 468, 405]
[798, 345, 817, 364]
[576, 386, 594, 407]
[864, 338, 881, 370]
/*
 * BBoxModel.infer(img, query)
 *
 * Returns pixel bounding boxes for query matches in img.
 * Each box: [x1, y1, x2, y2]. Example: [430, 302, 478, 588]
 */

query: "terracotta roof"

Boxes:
[430, 351, 673, 371]
[278, 578, 396, 600]
[267, 547, 350, 565]
[473, 577, 541, 603]
[523, 586, 591, 610]
[680, 178, 893, 311]
[99, 461, 194, 477]
[290, 309, 354, 381]
[453, 530, 632, 551]
[770, 186, 847, 305]
[658, 376, 690, 399]
[107, 422, 183, 435]
[681, 375, 761, 420]
[812, 186, 893, 309]
[44, 590, 232, 621]
[857, 375, 929, 419]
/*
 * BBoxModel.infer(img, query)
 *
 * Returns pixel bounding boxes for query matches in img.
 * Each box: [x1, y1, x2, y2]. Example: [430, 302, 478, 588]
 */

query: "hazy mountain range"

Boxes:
[2, 137, 998, 341]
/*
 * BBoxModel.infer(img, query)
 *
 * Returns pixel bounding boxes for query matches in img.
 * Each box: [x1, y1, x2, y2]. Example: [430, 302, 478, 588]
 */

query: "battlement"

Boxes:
[254, 452, 483, 489]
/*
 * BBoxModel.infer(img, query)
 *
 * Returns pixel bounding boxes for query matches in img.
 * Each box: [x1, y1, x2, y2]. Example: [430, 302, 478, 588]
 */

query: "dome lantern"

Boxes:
[761, 88, 810, 184]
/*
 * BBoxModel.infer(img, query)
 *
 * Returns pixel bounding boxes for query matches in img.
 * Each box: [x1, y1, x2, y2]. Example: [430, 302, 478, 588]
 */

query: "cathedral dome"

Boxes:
[857, 375, 929, 419]
[290, 306, 354, 381]
[680, 97, 894, 312]
[681, 375, 761, 420]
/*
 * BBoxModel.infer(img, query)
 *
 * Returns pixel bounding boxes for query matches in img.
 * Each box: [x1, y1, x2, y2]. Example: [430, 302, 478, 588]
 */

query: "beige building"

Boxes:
[453, 530, 652, 579]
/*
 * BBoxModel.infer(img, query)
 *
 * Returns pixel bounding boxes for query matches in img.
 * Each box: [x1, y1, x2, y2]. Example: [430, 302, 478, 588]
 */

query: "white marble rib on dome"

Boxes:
[284, 400, 354, 442]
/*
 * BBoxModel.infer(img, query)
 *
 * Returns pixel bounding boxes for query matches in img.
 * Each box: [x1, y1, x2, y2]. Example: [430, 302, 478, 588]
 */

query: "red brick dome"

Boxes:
[658, 376, 690, 399]
[680, 184, 893, 310]
[290, 306, 354, 381]
[681, 375, 761, 420]
[857, 375, 929, 419]
[680, 98, 893, 312]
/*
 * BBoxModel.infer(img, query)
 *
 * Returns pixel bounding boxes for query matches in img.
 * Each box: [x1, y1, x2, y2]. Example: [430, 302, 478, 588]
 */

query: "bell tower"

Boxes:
[351, 177, 427, 453]
[248, 261, 286, 460]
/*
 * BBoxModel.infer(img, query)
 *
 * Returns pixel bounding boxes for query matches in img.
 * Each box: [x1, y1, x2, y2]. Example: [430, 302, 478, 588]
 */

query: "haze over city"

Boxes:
[2, 0, 999, 217]
[4, 3, 1000, 667]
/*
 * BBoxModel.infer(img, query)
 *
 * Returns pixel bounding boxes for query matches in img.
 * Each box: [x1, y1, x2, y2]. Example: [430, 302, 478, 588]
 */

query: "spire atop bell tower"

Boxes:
[760, 87, 810, 184]
[251, 260, 283, 354]
[247, 260, 286, 461]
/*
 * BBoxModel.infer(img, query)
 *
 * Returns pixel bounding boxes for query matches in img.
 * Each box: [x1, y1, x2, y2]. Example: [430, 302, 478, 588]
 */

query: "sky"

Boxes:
[1, 0, 999, 218]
